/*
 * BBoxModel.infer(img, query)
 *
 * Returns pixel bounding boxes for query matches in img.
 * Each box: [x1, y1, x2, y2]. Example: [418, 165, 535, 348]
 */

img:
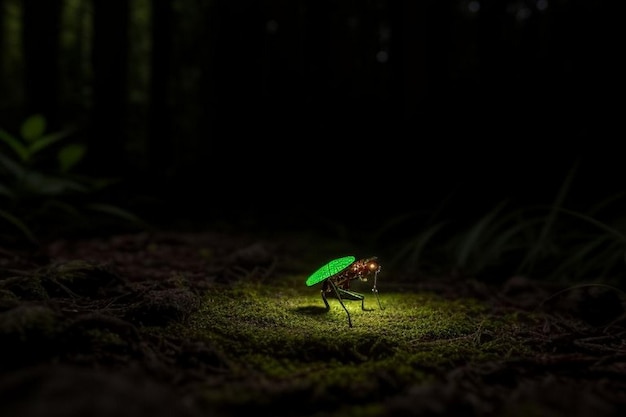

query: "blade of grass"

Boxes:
[456, 200, 508, 270]
[85, 203, 152, 231]
[393, 221, 448, 271]
[519, 158, 579, 273]
[556, 207, 626, 243]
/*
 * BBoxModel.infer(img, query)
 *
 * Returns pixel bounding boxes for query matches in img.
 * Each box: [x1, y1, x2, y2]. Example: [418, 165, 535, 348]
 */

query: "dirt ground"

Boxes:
[1, 230, 626, 417]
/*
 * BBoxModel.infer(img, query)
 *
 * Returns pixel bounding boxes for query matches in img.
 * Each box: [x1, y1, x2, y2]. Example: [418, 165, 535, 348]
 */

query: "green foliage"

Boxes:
[0, 114, 147, 245]
[0, 114, 75, 165]
[382, 200, 626, 287]
[377, 164, 626, 288]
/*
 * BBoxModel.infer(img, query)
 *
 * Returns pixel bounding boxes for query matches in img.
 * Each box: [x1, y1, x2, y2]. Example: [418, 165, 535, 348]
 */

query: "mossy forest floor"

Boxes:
[1, 230, 626, 417]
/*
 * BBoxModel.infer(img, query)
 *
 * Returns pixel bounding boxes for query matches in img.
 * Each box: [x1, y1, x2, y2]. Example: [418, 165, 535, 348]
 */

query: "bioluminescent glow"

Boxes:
[305, 256, 384, 327]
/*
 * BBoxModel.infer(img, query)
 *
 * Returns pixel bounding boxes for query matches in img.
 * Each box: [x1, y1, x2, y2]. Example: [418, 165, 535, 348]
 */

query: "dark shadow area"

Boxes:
[293, 305, 329, 316]
[1, 0, 622, 243]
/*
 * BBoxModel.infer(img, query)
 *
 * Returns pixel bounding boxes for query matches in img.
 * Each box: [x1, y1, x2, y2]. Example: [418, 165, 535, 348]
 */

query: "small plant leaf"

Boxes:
[20, 114, 47, 143]
[0, 128, 29, 162]
[29, 129, 74, 155]
[43, 199, 84, 218]
[58, 143, 86, 173]
[0, 208, 38, 244]
[0, 182, 16, 199]
[0, 151, 26, 178]
[85, 203, 151, 230]
[22, 171, 88, 196]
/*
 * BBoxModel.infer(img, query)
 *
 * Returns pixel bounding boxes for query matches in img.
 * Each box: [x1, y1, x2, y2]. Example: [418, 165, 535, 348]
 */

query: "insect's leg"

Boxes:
[371, 269, 384, 310]
[320, 289, 330, 310]
[337, 288, 372, 311]
[328, 280, 352, 328]
[372, 287, 384, 310]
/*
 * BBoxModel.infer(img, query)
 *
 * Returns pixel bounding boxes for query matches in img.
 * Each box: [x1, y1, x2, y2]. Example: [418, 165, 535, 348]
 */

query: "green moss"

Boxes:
[83, 328, 128, 351]
[0, 289, 19, 310]
[0, 305, 61, 369]
[178, 280, 537, 416]
[0, 275, 49, 300]
[0, 304, 59, 341]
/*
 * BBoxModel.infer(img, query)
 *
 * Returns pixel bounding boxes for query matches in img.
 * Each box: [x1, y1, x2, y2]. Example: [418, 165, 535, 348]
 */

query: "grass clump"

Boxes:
[379, 192, 626, 289]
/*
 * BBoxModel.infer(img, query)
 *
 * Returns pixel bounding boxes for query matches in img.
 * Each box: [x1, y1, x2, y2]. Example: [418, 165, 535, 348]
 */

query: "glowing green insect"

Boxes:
[306, 256, 384, 327]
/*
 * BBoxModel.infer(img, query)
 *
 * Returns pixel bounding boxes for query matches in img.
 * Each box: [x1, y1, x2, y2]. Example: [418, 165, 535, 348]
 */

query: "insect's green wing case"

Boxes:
[305, 256, 356, 286]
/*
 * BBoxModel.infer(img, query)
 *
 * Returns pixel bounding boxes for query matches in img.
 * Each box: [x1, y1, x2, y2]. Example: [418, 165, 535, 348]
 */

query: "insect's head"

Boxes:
[351, 256, 381, 282]
[365, 257, 381, 275]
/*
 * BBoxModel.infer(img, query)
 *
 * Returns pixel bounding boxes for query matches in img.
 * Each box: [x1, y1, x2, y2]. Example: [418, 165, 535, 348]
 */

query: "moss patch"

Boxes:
[182, 280, 538, 416]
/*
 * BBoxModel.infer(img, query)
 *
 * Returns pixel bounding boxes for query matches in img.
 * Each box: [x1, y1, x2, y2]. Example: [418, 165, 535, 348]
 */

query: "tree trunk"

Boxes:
[147, 0, 173, 180]
[0, 0, 6, 117]
[89, 0, 130, 177]
[21, 0, 62, 127]
[0, 0, 4, 81]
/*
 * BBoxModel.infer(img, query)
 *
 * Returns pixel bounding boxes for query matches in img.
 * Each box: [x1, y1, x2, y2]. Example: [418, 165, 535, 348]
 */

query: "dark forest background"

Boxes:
[0, 0, 623, 272]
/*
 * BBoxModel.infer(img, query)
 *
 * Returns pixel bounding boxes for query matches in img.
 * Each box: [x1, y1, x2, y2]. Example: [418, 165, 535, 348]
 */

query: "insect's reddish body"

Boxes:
[321, 257, 380, 295]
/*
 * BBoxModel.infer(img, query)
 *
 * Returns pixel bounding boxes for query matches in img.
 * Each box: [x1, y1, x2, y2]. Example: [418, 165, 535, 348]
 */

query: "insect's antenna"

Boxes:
[372, 270, 384, 310]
